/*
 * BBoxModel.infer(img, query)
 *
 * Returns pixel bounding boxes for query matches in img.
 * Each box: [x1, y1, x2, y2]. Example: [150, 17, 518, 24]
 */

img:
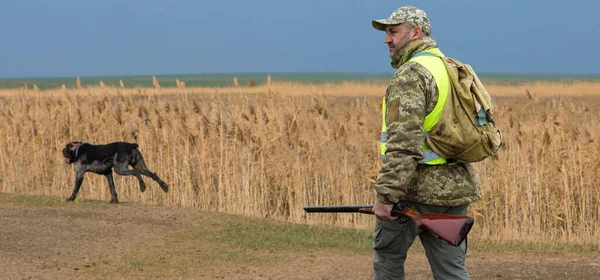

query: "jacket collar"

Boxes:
[391, 36, 439, 69]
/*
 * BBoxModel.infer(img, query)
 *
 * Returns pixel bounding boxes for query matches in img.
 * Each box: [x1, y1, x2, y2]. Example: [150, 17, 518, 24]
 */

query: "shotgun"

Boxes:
[304, 202, 474, 247]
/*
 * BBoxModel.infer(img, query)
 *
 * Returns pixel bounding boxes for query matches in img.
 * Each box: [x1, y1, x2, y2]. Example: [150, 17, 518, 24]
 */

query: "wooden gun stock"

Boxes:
[304, 204, 474, 247]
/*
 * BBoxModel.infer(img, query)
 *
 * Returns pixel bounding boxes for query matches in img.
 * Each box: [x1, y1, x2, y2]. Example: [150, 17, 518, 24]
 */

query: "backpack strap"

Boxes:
[408, 49, 449, 132]
[407, 49, 450, 165]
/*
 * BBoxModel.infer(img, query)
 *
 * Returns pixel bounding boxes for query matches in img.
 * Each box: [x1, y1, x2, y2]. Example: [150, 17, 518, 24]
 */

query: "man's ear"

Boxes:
[410, 25, 423, 40]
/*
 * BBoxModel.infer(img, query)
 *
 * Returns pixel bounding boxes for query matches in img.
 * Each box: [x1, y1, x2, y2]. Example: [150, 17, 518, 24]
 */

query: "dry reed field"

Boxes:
[1, 79, 599, 250]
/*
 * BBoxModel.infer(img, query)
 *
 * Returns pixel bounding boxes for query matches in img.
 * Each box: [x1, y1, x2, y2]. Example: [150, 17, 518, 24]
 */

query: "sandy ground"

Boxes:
[1, 195, 599, 280]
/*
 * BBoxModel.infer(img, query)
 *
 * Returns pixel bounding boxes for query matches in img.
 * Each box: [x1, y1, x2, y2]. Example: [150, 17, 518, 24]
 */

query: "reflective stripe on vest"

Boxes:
[380, 48, 449, 165]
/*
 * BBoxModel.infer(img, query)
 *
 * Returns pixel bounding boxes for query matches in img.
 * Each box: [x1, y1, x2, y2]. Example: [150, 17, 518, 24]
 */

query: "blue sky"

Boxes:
[1, 0, 598, 78]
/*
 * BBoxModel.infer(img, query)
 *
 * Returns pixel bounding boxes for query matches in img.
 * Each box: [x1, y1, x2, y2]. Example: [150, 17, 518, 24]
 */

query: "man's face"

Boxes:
[384, 24, 413, 58]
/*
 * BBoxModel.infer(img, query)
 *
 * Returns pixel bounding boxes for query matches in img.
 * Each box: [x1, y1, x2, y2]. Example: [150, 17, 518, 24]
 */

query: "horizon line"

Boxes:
[2, 71, 600, 80]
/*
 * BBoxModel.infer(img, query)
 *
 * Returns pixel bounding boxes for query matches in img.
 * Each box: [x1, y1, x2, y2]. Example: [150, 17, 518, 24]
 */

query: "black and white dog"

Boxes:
[62, 142, 169, 204]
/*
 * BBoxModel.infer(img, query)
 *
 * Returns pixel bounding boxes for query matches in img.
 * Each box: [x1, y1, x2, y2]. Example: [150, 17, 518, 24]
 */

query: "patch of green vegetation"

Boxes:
[214, 215, 373, 253]
[0, 192, 129, 209]
[0, 192, 66, 207]
[469, 238, 600, 254]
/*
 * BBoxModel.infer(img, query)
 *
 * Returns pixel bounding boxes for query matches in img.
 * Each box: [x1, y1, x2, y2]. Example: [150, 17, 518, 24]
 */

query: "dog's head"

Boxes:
[63, 142, 83, 164]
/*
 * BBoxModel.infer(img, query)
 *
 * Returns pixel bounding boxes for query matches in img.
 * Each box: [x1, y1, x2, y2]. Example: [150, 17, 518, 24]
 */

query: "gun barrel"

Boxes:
[304, 205, 374, 213]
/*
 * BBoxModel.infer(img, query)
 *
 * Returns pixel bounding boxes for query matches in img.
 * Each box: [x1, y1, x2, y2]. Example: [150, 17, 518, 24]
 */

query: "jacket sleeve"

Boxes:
[375, 62, 437, 204]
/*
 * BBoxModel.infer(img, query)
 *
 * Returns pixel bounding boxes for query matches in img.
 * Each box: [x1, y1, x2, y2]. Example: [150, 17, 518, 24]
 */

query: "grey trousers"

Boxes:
[373, 203, 470, 280]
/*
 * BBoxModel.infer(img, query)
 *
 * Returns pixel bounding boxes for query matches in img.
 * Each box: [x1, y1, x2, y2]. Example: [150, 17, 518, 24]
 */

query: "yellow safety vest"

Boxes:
[380, 48, 449, 165]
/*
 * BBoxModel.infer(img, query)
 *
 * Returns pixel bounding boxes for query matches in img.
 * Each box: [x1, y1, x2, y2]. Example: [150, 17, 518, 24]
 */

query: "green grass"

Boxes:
[216, 214, 373, 252]
[470, 238, 600, 254]
[0, 192, 125, 209]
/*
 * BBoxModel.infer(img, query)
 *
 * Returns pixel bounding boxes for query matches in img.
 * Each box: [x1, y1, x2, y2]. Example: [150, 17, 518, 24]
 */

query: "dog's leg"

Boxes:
[104, 172, 119, 204]
[132, 150, 169, 192]
[113, 161, 147, 193]
[133, 162, 169, 192]
[137, 168, 169, 193]
[66, 173, 84, 202]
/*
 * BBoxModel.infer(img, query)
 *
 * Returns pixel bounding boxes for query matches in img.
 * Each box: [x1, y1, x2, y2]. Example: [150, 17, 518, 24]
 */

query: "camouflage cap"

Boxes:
[372, 6, 431, 35]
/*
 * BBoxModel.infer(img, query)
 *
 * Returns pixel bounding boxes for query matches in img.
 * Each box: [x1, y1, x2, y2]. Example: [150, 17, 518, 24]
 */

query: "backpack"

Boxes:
[426, 57, 502, 163]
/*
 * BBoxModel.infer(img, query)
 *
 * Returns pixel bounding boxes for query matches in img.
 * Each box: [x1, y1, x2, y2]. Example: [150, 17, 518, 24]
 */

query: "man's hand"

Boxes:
[373, 201, 396, 221]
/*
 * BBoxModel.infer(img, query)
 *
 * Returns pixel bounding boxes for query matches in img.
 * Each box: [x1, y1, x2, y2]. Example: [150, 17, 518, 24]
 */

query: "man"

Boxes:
[371, 6, 480, 280]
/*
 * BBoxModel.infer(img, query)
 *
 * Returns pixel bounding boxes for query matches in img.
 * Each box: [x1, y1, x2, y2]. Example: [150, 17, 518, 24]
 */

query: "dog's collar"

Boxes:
[74, 143, 89, 158]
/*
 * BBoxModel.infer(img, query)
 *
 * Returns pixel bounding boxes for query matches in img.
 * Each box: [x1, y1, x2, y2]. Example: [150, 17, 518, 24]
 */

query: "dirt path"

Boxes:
[1, 195, 599, 279]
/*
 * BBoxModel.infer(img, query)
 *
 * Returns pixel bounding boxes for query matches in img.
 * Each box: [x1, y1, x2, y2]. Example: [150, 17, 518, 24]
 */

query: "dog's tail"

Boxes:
[129, 145, 145, 167]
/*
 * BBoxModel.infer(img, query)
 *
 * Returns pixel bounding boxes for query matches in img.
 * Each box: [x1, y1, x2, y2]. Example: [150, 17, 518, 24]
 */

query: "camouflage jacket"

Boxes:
[375, 36, 480, 206]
